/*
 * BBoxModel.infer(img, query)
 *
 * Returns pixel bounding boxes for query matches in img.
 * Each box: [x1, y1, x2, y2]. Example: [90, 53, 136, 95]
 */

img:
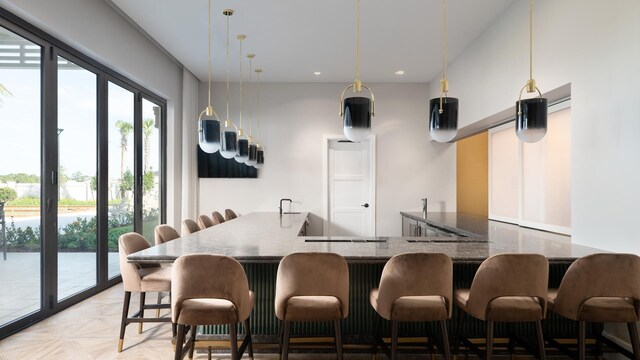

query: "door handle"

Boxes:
[361, 203, 369, 208]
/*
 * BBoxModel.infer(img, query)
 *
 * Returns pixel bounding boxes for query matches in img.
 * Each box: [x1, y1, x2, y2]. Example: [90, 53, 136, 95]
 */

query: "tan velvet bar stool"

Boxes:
[117, 232, 173, 352]
[197, 214, 215, 229]
[155, 224, 180, 245]
[225, 209, 238, 220]
[370, 253, 453, 360]
[182, 218, 201, 234]
[212, 211, 226, 224]
[153, 224, 180, 316]
[275, 252, 349, 360]
[453, 253, 548, 360]
[547, 253, 640, 360]
[172, 254, 255, 360]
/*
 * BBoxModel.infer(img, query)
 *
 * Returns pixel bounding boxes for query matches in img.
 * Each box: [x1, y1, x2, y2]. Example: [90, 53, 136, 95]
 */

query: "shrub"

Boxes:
[0, 187, 17, 203]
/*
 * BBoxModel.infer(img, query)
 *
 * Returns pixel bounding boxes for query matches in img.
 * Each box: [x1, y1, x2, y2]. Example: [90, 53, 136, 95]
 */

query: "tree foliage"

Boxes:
[0, 187, 17, 203]
[0, 173, 40, 183]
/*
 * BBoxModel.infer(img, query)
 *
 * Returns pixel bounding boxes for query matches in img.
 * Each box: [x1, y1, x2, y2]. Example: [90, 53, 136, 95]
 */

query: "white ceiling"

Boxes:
[109, 0, 516, 83]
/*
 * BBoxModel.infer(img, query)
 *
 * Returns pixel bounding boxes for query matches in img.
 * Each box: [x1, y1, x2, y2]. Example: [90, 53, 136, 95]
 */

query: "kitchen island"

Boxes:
[128, 211, 603, 345]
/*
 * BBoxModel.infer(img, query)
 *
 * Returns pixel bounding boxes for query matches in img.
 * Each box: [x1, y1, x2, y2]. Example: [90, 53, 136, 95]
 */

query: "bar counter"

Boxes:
[127, 212, 605, 344]
[129, 211, 601, 264]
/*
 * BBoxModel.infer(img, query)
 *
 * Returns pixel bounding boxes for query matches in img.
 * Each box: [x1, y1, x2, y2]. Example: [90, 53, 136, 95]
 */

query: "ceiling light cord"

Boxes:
[256, 70, 261, 141]
[439, 0, 448, 114]
[226, 12, 230, 122]
[529, 0, 533, 82]
[248, 56, 253, 137]
[239, 36, 244, 130]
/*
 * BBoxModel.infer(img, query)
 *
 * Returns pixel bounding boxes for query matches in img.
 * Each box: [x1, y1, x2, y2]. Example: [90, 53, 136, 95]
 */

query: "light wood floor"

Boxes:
[0, 283, 387, 359]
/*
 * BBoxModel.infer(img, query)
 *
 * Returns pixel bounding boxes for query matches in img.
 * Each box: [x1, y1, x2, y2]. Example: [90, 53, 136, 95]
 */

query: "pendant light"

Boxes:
[339, 0, 375, 143]
[234, 34, 250, 163]
[245, 53, 258, 167]
[516, 0, 547, 143]
[254, 68, 264, 169]
[198, 0, 221, 153]
[429, 0, 458, 143]
[220, 9, 239, 159]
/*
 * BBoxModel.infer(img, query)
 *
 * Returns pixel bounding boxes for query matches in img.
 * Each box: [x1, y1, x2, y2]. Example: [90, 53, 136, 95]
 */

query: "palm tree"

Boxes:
[142, 118, 155, 173]
[115, 120, 133, 190]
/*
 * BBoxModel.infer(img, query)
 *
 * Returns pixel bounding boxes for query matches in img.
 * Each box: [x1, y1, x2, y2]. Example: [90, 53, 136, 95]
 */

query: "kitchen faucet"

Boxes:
[279, 198, 292, 215]
[422, 197, 428, 218]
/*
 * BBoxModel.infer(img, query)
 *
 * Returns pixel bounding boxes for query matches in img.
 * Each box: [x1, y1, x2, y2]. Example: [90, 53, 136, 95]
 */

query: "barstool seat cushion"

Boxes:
[455, 289, 543, 322]
[138, 267, 172, 292]
[283, 295, 342, 321]
[371, 288, 448, 321]
[177, 291, 255, 325]
[548, 289, 637, 322]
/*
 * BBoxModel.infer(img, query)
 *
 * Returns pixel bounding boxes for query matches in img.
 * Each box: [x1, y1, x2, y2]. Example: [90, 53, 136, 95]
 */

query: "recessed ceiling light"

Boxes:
[314, 71, 321, 75]
[395, 70, 405, 75]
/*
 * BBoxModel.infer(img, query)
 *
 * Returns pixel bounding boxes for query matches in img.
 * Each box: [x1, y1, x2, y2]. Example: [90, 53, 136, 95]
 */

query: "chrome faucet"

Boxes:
[279, 198, 292, 215]
[422, 197, 428, 218]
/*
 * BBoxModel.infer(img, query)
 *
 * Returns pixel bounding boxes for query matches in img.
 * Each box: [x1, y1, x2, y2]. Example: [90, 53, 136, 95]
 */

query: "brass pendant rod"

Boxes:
[238, 35, 245, 130]
[247, 55, 254, 137]
[207, 0, 212, 108]
[355, 0, 360, 83]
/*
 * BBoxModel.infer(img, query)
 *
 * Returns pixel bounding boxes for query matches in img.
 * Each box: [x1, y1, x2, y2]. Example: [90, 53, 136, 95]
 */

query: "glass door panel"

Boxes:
[141, 99, 161, 242]
[56, 56, 98, 300]
[0, 26, 42, 326]
[107, 82, 134, 279]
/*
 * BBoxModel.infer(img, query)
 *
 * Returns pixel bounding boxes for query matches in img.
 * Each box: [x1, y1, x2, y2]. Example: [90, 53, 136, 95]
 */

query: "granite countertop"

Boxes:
[128, 211, 604, 264]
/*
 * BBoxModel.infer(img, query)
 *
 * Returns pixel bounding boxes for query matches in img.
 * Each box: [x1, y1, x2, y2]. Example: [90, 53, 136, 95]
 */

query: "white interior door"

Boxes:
[327, 139, 375, 236]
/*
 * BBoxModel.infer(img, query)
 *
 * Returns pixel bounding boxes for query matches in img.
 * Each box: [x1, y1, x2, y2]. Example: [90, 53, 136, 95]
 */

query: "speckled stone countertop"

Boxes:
[128, 211, 604, 264]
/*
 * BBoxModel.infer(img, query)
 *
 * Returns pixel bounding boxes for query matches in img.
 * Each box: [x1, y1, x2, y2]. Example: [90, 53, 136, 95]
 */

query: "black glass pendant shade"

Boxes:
[343, 96, 372, 142]
[429, 97, 458, 143]
[246, 144, 257, 166]
[235, 138, 249, 163]
[516, 97, 547, 143]
[254, 148, 264, 169]
[198, 118, 221, 153]
[220, 129, 238, 159]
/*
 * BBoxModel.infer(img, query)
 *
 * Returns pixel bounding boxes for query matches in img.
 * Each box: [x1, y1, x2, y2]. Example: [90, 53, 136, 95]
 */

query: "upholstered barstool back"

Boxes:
[225, 209, 238, 221]
[171, 254, 254, 360]
[370, 253, 453, 360]
[182, 218, 201, 234]
[373, 253, 452, 320]
[212, 211, 226, 225]
[454, 253, 549, 360]
[465, 253, 548, 321]
[548, 253, 640, 360]
[275, 252, 350, 321]
[198, 214, 215, 229]
[275, 252, 349, 360]
[550, 253, 640, 321]
[154, 224, 180, 246]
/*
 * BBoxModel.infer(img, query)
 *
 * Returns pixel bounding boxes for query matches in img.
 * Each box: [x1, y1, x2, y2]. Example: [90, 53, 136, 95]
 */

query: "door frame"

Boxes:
[322, 134, 376, 236]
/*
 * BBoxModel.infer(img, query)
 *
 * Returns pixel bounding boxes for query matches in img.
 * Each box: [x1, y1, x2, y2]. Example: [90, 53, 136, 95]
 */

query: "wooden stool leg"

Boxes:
[454, 309, 466, 357]
[156, 292, 162, 317]
[628, 322, 640, 360]
[391, 320, 398, 360]
[485, 321, 493, 360]
[229, 323, 238, 360]
[282, 320, 291, 360]
[174, 324, 186, 360]
[371, 315, 380, 359]
[188, 325, 197, 360]
[578, 320, 586, 360]
[118, 291, 131, 352]
[440, 320, 451, 360]
[535, 320, 546, 360]
[244, 319, 254, 359]
[138, 292, 146, 334]
[334, 319, 344, 360]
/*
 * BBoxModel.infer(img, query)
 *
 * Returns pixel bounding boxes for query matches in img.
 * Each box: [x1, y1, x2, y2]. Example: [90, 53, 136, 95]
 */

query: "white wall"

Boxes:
[429, 0, 640, 253]
[1, 0, 184, 227]
[198, 82, 456, 236]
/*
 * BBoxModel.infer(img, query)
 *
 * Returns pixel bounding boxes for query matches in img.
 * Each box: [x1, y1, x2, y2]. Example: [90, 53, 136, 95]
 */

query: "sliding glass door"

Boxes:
[0, 12, 166, 338]
[0, 26, 42, 328]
